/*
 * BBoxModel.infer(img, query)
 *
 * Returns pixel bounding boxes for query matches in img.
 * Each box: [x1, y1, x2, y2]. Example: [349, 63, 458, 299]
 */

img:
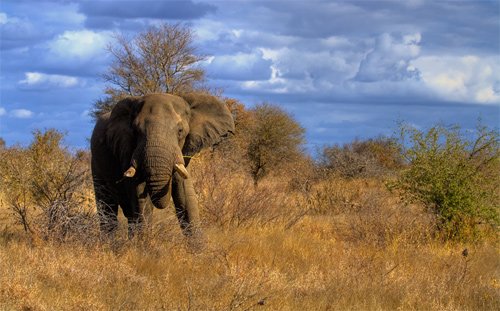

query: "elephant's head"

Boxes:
[105, 92, 234, 209]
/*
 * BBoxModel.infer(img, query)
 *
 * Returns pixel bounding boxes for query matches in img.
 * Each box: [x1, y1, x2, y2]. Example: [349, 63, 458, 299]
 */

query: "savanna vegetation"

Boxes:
[0, 23, 498, 310]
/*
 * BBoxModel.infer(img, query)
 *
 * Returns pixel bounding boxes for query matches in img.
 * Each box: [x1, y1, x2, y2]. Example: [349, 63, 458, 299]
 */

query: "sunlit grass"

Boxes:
[1, 174, 498, 310]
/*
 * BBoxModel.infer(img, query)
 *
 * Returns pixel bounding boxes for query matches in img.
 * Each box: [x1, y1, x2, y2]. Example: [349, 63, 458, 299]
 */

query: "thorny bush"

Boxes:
[0, 130, 96, 242]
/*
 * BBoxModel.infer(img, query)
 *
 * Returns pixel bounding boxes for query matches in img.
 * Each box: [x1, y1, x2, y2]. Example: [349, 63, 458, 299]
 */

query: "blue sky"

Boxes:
[1, 0, 499, 152]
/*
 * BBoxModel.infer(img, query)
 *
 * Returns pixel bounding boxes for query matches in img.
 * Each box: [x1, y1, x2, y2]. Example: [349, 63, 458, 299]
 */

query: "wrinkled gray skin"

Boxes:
[90, 93, 234, 237]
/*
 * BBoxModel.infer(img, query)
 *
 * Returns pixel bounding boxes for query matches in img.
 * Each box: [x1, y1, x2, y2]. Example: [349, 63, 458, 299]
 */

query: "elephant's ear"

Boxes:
[182, 93, 235, 156]
[106, 97, 143, 164]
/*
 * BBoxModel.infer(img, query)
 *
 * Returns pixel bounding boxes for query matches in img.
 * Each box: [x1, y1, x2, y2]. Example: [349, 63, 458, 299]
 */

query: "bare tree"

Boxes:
[103, 23, 205, 98]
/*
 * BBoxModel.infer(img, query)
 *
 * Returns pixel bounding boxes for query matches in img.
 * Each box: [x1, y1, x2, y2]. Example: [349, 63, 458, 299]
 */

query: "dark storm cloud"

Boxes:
[222, 0, 499, 53]
[79, 0, 216, 29]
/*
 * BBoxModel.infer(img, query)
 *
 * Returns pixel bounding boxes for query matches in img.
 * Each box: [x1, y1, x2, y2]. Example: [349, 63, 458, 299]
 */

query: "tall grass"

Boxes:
[1, 212, 498, 310]
[0, 131, 498, 310]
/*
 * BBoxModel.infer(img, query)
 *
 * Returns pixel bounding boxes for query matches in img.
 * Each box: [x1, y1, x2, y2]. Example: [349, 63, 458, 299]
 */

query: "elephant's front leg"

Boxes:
[136, 182, 153, 228]
[121, 182, 152, 238]
[93, 178, 119, 234]
[172, 172, 201, 237]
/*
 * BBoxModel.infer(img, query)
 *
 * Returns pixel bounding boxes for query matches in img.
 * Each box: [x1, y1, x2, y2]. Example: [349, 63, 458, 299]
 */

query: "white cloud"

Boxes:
[321, 36, 352, 48]
[403, 33, 421, 45]
[386, 0, 425, 9]
[218, 31, 499, 106]
[237, 33, 425, 100]
[355, 33, 421, 82]
[240, 68, 317, 95]
[412, 55, 500, 104]
[48, 30, 110, 60]
[235, 30, 299, 48]
[194, 20, 229, 42]
[207, 50, 272, 81]
[10, 109, 33, 119]
[0, 12, 7, 24]
[237, 46, 360, 97]
[0, 107, 6, 116]
[19, 72, 80, 88]
[261, 47, 357, 81]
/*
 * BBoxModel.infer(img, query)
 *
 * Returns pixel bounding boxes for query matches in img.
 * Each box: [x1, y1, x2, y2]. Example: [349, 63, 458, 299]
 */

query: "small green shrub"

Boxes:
[389, 123, 499, 241]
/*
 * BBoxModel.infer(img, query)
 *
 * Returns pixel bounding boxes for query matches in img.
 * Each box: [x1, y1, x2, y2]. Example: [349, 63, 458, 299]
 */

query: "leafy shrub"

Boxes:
[389, 123, 499, 241]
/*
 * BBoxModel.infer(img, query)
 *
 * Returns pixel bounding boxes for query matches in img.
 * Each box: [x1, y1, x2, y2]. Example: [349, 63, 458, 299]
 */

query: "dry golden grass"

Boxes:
[0, 154, 498, 310]
[0, 218, 498, 310]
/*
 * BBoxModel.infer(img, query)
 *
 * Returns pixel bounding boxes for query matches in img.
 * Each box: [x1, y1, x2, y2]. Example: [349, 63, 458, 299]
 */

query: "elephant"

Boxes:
[90, 92, 235, 238]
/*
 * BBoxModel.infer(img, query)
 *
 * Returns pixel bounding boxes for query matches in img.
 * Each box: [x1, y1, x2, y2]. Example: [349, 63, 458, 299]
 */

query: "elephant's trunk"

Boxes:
[143, 139, 182, 210]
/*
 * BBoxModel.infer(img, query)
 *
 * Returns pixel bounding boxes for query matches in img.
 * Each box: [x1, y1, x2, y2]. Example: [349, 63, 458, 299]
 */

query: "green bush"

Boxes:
[390, 123, 499, 241]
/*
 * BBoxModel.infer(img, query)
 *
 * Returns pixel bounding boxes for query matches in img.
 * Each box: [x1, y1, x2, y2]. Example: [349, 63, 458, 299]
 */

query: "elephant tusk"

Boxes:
[123, 166, 136, 178]
[174, 163, 190, 179]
